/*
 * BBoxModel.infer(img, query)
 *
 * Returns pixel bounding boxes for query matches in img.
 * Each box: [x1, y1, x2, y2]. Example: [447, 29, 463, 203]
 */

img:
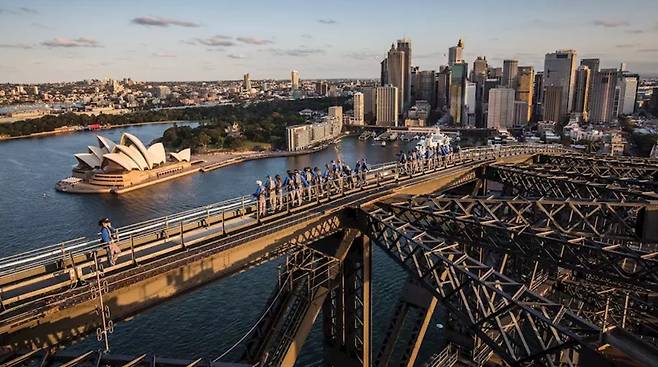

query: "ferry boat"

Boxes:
[415, 127, 452, 155]
[358, 131, 372, 141]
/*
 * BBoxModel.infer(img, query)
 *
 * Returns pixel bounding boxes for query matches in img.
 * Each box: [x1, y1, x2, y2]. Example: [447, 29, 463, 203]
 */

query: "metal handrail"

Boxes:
[0, 144, 567, 277]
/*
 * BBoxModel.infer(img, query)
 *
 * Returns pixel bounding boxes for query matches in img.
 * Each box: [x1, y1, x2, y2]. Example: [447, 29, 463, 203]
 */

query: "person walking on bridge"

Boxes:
[266, 175, 276, 213]
[253, 180, 267, 218]
[275, 174, 283, 210]
[99, 218, 120, 266]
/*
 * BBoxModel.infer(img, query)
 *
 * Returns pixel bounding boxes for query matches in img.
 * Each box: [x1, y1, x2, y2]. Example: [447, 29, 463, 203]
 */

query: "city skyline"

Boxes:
[1, 0, 658, 83]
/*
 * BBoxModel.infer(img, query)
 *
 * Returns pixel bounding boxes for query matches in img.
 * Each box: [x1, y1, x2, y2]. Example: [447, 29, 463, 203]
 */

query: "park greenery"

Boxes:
[0, 97, 350, 152]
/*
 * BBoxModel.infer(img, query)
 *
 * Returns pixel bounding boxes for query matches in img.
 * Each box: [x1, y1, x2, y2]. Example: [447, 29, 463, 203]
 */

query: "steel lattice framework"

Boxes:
[535, 154, 658, 180]
[484, 164, 658, 202]
[375, 195, 658, 291]
[509, 163, 658, 193]
[360, 207, 608, 367]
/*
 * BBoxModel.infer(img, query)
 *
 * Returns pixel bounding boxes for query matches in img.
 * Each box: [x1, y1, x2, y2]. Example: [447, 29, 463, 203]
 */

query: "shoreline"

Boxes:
[0, 120, 194, 142]
[56, 134, 351, 195]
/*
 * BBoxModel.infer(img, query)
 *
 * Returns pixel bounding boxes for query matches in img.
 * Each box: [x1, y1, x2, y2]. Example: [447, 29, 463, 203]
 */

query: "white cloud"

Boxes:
[41, 37, 101, 48]
[196, 35, 235, 47]
[131, 16, 199, 27]
[236, 37, 272, 45]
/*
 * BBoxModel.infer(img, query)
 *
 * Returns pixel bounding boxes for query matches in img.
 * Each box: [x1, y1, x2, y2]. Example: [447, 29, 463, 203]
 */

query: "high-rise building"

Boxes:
[449, 63, 468, 124]
[516, 66, 534, 123]
[617, 73, 639, 116]
[572, 65, 591, 114]
[416, 70, 436, 109]
[376, 85, 399, 126]
[291, 70, 300, 90]
[363, 87, 376, 122]
[315, 81, 328, 96]
[581, 59, 600, 74]
[32, 86, 39, 95]
[487, 88, 515, 129]
[502, 59, 519, 88]
[243, 73, 251, 91]
[448, 39, 464, 66]
[328, 106, 343, 134]
[396, 38, 412, 108]
[386, 44, 405, 113]
[543, 86, 563, 122]
[464, 82, 477, 126]
[488, 67, 503, 80]
[543, 49, 577, 122]
[580, 58, 599, 114]
[435, 67, 451, 112]
[590, 69, 618, 123]
[380, 58, 388, 86]
[514, 101, 529, 126]
[471, 56, 488, 83]
[533, 71, 544, 121]
[353, 92, 365, 125]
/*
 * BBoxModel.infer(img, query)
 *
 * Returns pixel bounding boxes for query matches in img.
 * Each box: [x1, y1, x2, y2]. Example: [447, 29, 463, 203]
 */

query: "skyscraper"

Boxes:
[416, 70, 436, 108]
[502, 59, 519, 88]
[514, 101, 529, 125]
[590, 69, 618, 123]
[449, 63, 468, 124]
[363, 87, 376, 122]
[617, 73, 639, 116]
[472, 56, 488, 83]
[580, 58, 599, 114]
[435, 67, 451, 112]
[353, 92, 365, 125]
[380, 58, 388, 86]
[328, 106, 343, 134]
[464, 82, 477, 126]
[572, 65, 591, 114]
[543, 49, 577, 122]
[533, 71, 544, 121]
[386, 44, 405, 113]
[243, 73, 251, 91]
[543, 86, 563, 123]
[376, 85, 399, 126]
[448, 39, 464, 66]
[291, 70, 300, 90]
[487, 88, 515, 129]
[396, 38, 412, 108]
[516, 66, 534, 123]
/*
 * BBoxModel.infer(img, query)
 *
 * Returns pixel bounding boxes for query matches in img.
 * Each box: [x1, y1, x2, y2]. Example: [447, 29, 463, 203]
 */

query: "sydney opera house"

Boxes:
[57, 133, 193, 194]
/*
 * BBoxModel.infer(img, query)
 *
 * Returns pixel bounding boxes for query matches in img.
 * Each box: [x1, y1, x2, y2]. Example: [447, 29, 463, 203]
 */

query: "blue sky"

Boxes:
[1, 0, 657, 83]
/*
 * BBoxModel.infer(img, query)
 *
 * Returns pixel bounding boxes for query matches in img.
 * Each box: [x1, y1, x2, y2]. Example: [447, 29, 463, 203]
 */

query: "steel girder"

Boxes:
[549, 276, 657, 339]
[484, 164, 658, 202]
[389, 194, 649, 243]
[556, 153, 658, 167]
[360, 207, 608, 367]
[376, 198, 658, 292]
[536, 154, 658, 180]
[513, 163, 658, 193]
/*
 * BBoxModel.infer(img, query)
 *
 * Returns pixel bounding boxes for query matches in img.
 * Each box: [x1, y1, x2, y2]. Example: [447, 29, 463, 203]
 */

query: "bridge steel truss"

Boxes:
[358, 206, 610, 367]
[483, 163, 658, 202]
[535, 154, 658, 181]
[4, 149, 658, 367]
[376, 195, 658, 291]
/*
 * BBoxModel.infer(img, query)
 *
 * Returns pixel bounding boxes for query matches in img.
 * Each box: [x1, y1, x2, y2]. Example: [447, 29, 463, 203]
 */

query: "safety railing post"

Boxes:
[130, 235, 136, 265]
[180, 221, 185, 250]
[222, 209, 226, 235]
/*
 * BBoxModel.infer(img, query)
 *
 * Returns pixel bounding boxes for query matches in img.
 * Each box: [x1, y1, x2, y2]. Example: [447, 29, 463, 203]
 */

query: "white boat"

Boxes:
[389, 132, 398, 141]
[415, 127, 452, 155]
[380, 141, 387, 147]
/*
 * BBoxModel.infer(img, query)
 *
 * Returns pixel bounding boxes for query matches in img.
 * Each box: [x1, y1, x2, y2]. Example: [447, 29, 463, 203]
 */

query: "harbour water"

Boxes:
[0, 123, 444, 364]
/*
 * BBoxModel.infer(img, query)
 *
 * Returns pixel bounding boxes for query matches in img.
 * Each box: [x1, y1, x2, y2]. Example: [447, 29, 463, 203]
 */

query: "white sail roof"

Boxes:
[148, 143, 166, 166]
[114, 144, 148, 171]
[87, 145, 105, 161]
[170, 148, 191, 162]
[101, 152, 140, 171]
[97, 136, 116, 152]
[74, 153, 101, 169]
[120, 133, 154, 169]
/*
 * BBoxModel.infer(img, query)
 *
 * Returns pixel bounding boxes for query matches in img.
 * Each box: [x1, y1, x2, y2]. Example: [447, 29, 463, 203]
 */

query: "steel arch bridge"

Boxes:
[1, 146, 657, 367]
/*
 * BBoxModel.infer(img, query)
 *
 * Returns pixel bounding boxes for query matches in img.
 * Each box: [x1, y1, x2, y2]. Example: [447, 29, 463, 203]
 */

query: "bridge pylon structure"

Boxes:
[2, 145, 658, 367]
